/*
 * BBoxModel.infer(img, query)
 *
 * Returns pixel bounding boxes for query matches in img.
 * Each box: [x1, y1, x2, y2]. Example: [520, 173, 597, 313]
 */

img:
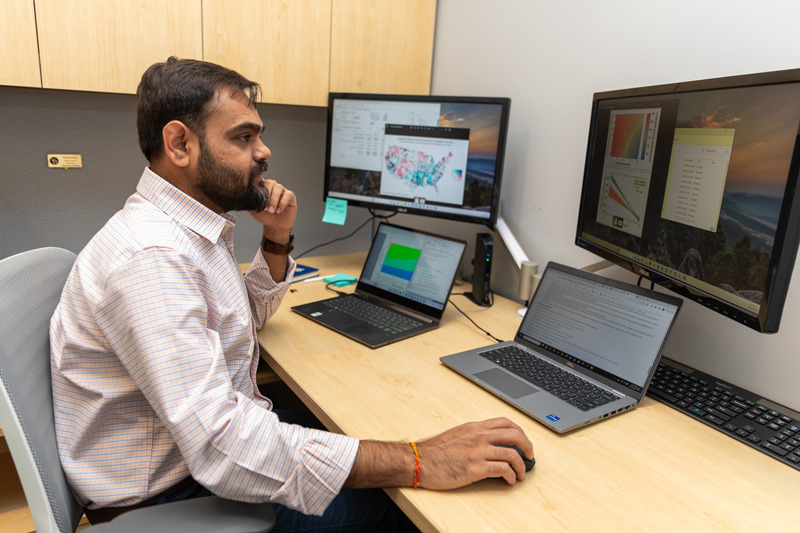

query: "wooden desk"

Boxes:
[257, 253, 800, 532]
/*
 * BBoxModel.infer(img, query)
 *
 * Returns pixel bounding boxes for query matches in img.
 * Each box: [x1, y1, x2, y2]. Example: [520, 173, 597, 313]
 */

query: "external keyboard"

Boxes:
[322, 296, 422, 335]
[481, 345, 617, 411]
[648, 356, 800, 471]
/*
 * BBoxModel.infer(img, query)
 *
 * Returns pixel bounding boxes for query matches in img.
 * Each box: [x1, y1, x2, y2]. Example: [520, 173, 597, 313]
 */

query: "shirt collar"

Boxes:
[135, 167, 236, 244]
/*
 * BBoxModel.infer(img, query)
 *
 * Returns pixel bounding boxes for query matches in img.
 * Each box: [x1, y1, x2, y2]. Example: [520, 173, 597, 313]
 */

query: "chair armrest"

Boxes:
[101, 495, 275, 533]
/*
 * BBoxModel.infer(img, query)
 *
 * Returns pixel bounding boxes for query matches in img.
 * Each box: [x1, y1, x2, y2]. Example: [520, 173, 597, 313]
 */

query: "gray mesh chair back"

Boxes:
[0, 247, 81, 533]
[0, 248, 275, 532]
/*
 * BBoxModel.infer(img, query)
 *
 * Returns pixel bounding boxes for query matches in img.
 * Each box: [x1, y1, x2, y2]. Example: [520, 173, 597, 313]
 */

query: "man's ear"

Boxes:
[162, 120, 196, 168]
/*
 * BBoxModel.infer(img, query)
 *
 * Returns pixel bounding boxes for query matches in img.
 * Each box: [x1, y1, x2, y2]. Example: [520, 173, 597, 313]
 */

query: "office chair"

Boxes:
[0, 247, 275, 533]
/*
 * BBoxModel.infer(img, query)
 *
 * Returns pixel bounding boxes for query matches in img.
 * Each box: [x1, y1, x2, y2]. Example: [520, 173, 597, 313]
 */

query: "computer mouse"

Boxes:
[497, 444, 535, 472]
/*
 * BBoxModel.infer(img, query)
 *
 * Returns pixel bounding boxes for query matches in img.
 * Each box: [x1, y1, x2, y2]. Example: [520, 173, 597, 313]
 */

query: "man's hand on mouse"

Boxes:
[416, 417, 534, 488]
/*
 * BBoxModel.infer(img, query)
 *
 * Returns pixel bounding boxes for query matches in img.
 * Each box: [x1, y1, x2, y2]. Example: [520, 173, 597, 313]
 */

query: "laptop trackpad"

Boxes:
[474, 368, 539, 399]
[321, 311, 372, 335]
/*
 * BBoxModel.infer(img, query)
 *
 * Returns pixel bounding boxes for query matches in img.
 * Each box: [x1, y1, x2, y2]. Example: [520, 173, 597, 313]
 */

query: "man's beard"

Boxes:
[196, 148, 270, 213]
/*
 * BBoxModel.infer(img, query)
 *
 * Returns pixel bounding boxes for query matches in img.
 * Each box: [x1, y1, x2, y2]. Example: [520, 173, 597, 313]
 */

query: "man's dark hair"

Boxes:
[136, 57, 261, 161]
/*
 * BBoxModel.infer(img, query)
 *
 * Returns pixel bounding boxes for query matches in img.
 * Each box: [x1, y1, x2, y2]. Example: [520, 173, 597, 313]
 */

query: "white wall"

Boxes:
[432, 0, 800, 411]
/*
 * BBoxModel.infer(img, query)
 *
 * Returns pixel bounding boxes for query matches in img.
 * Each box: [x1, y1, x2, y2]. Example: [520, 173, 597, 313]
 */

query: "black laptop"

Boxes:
[441, 262, 682, 432]
[292, 222, 466, 348]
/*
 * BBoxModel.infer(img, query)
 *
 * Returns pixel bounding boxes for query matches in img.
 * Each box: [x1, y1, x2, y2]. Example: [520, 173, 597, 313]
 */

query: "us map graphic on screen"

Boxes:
[383, 145, 455, 192]
[380, 243, 421, 281]
[380, 125, 470, 205]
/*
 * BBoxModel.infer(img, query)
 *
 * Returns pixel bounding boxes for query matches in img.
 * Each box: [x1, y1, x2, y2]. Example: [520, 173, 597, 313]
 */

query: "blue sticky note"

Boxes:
[323, 273, 357, 286]
[322, 197, 348, 225]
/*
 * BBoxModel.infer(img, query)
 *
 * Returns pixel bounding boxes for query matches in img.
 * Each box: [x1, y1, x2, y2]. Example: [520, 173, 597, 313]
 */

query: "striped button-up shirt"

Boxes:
[51, 167, 358, 515]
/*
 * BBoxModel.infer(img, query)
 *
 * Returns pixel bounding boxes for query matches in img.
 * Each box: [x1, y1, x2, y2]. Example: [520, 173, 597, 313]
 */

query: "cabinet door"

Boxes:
[203, 0, 332, 107]
[0, 0, 41, 87]
[330, 0, 437, 95]
[35, 0, 202, 94]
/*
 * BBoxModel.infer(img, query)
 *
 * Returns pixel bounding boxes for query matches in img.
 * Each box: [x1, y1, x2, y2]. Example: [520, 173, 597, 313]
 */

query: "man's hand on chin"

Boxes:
[249, 179, 297, 239]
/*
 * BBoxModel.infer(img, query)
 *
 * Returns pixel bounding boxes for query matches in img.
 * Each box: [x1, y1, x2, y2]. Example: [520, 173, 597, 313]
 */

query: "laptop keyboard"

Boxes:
[648, 358, 800, 471]
[322, 296, 423, 335]
[480, 345, 618, 411]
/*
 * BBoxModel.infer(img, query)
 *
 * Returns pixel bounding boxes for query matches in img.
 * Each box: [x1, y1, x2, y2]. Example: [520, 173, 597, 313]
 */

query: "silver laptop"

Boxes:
[441, 262, 682, 432]
[292, 222, 466, 348]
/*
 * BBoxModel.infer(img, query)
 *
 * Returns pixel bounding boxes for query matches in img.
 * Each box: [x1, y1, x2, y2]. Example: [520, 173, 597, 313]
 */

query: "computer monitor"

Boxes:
[575, 69, 800, 333]
[324, 93, 511, 226]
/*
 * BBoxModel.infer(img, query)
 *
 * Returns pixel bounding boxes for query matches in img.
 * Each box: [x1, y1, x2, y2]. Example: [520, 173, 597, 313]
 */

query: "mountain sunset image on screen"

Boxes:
[380, 243, 421, 281]
[577, 72, 800, 332]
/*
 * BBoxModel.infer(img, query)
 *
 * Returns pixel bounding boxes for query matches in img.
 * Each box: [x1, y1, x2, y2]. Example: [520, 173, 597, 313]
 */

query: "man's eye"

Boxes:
[238, 134, 251, 142]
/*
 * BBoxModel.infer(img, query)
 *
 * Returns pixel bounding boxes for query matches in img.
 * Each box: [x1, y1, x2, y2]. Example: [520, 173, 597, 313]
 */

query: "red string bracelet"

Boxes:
[410, 442, 421, 488]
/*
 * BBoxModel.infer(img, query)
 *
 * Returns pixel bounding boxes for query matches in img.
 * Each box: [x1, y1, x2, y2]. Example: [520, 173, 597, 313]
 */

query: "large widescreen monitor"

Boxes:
[324, 93, 511, 226]
[576, 69, 800, 333]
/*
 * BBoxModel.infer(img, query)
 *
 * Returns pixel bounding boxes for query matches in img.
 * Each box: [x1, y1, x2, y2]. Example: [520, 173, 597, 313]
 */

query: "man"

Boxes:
[50, 57, 533, 531]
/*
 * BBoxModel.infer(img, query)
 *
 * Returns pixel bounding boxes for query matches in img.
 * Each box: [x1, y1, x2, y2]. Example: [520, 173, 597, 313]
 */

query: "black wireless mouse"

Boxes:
[497, 444, 535, 472]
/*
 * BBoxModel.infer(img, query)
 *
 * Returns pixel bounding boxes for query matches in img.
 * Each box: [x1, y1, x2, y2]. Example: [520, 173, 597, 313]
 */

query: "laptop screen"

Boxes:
[518, 266, 681, 393]
[358, 223, 465, 312]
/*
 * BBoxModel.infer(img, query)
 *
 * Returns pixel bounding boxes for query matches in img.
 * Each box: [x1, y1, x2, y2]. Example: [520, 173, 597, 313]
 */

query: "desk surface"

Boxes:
[257, 253, 800, 532]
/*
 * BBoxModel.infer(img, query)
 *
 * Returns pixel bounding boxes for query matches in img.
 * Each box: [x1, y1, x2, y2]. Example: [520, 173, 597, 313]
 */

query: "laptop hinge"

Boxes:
[359, 293, 435, 324]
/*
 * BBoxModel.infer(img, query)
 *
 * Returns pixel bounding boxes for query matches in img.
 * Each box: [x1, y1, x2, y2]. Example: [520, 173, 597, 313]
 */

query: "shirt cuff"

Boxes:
[285, 432, 360, 515]
[247, 247, 297, 283]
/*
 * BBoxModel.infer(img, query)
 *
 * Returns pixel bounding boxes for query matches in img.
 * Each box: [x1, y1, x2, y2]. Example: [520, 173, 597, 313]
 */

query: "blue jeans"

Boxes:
[158, 409, 419, 533]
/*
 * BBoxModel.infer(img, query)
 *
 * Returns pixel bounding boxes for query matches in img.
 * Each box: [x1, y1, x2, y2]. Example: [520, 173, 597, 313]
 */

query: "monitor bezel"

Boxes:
[575, 68, 800, 333]
[324, 92, 512, 227]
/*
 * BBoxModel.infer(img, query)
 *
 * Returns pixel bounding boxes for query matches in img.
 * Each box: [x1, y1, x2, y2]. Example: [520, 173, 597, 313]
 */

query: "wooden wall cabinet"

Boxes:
[0, 0, 41, 88]
[203, 0, 332, 107]
[330, 0, 437, 96]
[35, 0, 202, 94]
[205, 0, 437, 106]
[5, 0, 436, 102]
